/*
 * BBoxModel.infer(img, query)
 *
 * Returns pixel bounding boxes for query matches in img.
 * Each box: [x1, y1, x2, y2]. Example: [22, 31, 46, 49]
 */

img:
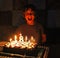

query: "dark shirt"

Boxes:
[15, 23, 44, 44]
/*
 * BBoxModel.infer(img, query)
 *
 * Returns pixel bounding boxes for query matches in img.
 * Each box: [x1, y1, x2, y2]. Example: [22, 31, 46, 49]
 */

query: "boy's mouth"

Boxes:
[28, 18, 32, 21]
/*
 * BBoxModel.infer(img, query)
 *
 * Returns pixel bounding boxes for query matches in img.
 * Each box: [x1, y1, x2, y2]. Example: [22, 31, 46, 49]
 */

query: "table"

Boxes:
[0, 41, 49, 58]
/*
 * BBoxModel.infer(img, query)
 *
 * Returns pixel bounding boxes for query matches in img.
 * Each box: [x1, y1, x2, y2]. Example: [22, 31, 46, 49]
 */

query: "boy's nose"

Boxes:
[28, 16, 32, 19]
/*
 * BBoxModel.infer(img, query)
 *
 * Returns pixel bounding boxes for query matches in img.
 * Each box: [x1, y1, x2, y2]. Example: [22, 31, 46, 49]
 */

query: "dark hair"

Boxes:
[23, 4, 36, 12]
[23, 4, 37, 22]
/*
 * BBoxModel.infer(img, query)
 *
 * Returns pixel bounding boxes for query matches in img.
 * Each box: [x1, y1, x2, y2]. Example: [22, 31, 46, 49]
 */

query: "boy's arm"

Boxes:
[40, 25, 46, 43]
[42, 34, 46, 43]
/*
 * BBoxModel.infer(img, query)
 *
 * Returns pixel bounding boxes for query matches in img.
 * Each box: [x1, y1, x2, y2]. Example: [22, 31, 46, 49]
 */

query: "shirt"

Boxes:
[15, 23, 44, 44]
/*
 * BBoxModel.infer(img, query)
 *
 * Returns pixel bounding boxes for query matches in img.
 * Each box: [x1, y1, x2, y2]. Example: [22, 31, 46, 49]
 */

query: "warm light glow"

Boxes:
[5, 33, 37, 49]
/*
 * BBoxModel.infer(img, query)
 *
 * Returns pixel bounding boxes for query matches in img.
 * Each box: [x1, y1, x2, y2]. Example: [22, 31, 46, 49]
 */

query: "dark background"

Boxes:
[0, 0, 60, 58]
[0, 0, 60, 43]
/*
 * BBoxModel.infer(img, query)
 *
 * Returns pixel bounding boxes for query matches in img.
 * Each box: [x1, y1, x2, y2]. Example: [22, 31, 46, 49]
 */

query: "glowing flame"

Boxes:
[5, 33, 37, 49]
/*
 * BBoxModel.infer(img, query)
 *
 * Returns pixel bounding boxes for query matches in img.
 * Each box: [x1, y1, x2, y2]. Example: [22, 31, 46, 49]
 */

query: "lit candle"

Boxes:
[25, 36, 28, 42]
[14, 35, 17, 40]
[19, 33, 24, 44]
[30, 36, 35, 42]
[10, 38, 12, 42]
[14, 35, 17, 43]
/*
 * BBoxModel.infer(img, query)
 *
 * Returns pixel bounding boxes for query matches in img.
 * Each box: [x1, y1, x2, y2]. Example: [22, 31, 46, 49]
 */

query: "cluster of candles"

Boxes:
[5, 33, 37, 49]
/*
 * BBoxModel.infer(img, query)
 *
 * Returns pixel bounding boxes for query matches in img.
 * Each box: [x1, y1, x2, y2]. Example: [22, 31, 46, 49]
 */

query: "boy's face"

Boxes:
[24, 8, 35, 23]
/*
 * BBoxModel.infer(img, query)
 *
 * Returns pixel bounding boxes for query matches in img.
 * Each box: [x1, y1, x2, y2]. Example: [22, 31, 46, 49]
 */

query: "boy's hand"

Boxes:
[42, 34, 46, 43]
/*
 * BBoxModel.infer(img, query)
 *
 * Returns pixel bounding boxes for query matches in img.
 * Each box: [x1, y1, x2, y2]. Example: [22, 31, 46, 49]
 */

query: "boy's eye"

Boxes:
[26, 13, 34, 15]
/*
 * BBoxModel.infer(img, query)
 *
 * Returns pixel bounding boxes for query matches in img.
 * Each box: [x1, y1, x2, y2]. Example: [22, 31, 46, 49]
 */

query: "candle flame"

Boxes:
[5, 33, 37, 49]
